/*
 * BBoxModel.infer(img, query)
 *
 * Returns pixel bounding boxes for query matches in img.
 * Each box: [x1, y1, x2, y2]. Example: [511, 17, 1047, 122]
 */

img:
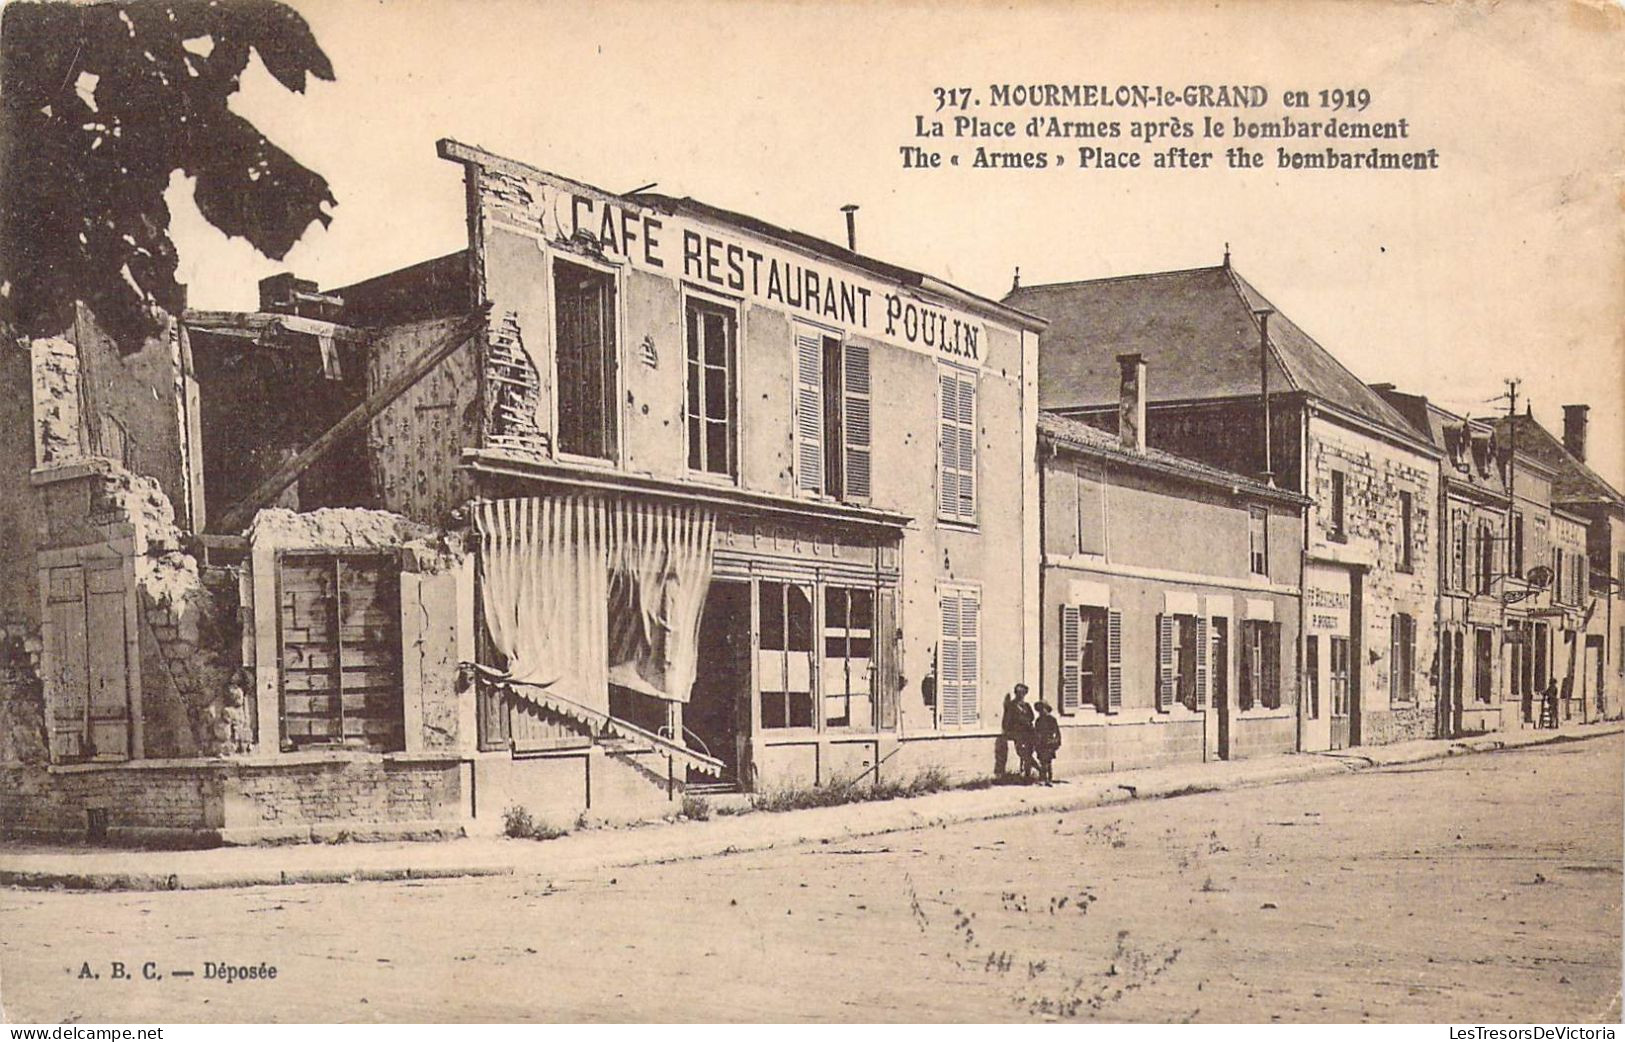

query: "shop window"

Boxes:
[1389, 612, 1416, 704]
[1240, 619, 1281, 711]
[553, 258, 618, 460]
[686, 298, 737, 477]
[278, 552, 404, 752]
[938, 584, 981, 726]
[793, 326, 872, 502]
[1156, 613, 1203, 712]
[1328, 470, 1347, 542]
[823, 586, 874, 728]
[938, 365, 977, 523]
[1397, 491, 1414, 572]
[758, 581, 814, 729]
[1059, 604, 1115, 713]
[1248, 506, 1269, 577]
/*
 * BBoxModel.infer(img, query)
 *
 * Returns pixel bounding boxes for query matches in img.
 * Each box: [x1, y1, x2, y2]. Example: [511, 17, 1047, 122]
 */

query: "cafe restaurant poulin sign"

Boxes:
[481, 167, 988, 367]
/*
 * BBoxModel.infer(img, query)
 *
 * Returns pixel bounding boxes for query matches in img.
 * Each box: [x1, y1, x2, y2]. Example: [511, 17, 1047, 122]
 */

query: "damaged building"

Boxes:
[0, 138, 1045, 843]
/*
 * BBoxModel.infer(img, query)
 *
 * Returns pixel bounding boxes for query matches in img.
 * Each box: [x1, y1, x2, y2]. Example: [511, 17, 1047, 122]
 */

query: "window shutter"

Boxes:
[874, 588, 898, 730]
[794, 328, 824, 494]
[956, 373, 976, 520]
[960, 588, 980, 725]
[939, 590, 960, 727]
[1194, 615, 1208, 709]
[843, 342, 872, 501]
[939, 372, 959, 517]
[1059, 605, 1081, 714]
[1157, 613, 1174, 712]
[1106, 609, 1123, 714]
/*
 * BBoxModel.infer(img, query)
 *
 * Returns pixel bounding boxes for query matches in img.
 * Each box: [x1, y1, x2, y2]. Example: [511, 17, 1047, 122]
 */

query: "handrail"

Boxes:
[476, 666, 726, 777]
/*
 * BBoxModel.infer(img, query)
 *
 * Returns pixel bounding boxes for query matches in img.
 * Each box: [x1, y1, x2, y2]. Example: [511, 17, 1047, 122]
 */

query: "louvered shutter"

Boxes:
[939, 371, 959, 516]
[939, 590, 960, 726]
[794, 328, 824, 494]
[1157, 613, 1174, 712]
[1106, 609, 1123, 714]
[955, 373, 976, 520]
[960, 588, 981, 725]
[874, 588, 898, 730]
[843, 342, 872, 501]
[1059, 604, 1081, 714]
[1195, 615, 1208, 709]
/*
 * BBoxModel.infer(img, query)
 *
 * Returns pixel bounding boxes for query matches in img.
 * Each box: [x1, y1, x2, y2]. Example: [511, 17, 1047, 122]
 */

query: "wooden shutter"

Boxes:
[843, 342, 872, 501]
[45, 566, 89, 760]
[939, 589, 960, 726]
[1194, 615, 1208, 709]
[794, 327, 824, 494]
[1059, 604, 1081, 714]
[939, 371, 959, 516]
[1156, 613, 1174, 712]
[1106, 609, 1123, 714]
[85, 565, 132, 760]
[960, 588, 981, 725]
[874, 587, 899, 730]
[955, 372, 976, 520]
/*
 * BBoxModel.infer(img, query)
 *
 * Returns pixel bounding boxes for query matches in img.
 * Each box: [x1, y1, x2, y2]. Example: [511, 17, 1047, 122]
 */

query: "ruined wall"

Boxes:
[367, 314, 480, 528]
[1, 331, 48, 764]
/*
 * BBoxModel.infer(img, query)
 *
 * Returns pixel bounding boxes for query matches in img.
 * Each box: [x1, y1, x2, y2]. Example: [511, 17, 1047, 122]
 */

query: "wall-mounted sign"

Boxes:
[478, 166, 990, 368]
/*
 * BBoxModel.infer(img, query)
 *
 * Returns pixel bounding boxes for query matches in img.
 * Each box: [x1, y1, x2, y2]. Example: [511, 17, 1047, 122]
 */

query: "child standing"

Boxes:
[1033, 701, 1061, 785]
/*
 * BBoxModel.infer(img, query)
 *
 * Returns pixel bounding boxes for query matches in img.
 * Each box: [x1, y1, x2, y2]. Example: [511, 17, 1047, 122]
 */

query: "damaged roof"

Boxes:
[1039, 412, 1308, 507]
[436, 138, 1044, 333]
[1005, 265, 1423, 445]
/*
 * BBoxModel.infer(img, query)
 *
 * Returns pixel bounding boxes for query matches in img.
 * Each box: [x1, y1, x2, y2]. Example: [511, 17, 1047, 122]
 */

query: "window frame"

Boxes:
[1397, 490, 1414, 573]
[549, 254, 622, 466]
[1248, 505, 1269, 577]
[1329, 469, 1347, 543]
[936, 582, 982, 728]
[1389, 611, 1416, 705]
[683, 290, 742, 481]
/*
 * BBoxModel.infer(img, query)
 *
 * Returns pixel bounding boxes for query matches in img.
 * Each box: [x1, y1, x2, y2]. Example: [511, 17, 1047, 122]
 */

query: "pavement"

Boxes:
[3, 719, 1619, 893]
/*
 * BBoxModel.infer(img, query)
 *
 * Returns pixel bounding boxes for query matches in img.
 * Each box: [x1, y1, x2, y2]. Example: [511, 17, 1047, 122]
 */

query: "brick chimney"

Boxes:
[1562, 404, 1589, 462]
[1118, 353, 1147, 453]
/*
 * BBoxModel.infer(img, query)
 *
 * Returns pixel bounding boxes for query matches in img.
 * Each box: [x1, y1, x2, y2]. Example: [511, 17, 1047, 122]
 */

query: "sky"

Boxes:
[165, 0, 1625, 489]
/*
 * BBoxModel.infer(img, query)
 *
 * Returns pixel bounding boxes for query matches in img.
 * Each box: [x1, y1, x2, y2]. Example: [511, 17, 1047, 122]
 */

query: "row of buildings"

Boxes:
[1, 139, 1619, 844]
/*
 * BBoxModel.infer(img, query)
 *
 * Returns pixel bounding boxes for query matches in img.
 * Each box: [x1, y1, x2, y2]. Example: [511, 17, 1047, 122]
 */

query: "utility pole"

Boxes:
[1496, 377, 1521, 722]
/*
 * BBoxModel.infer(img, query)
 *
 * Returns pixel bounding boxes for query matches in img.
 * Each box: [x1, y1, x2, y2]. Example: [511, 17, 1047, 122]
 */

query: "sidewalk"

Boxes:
[3, 720, 1618, 892]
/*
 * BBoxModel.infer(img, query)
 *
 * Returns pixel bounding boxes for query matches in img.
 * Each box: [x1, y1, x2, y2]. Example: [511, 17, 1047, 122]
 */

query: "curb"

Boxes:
[3, 722, 1617, 893]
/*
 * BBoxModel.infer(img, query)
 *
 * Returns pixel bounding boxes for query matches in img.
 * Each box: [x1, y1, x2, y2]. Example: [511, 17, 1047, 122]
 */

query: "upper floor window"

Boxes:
[1474, 520, 1495, 596]
[1248, 506, 1269, 577]
[1397, 490, 1414, 572]
[938, 365, 977, 523]
[685, 297, 737, 477]
[1510, 512, 1525, 577]
[553, 259, 618, 460]
[1452, 512, 1469, 591]
[793, 325, 871, 502]
[1329, 470, 1347, 542]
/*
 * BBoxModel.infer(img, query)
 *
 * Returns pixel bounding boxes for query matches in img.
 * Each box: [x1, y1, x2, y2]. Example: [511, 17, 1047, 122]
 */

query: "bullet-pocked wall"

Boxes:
[456, 142, 1040, 785]
[1305, 414, 1439, 745]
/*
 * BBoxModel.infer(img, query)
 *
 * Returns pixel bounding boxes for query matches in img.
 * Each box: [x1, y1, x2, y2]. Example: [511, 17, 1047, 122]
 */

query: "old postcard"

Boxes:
[0, 0, 1621, 1028]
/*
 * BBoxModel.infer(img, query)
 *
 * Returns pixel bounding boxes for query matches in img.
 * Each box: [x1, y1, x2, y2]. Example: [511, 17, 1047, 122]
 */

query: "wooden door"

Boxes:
[1329, 636, 1351, 750]
[44, 561, 132, 761]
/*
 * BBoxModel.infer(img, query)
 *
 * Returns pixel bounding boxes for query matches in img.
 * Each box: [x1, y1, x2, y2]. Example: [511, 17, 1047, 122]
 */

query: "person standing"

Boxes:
[1001, 683, 1036, 781]
[1033, 701, 1061, 785]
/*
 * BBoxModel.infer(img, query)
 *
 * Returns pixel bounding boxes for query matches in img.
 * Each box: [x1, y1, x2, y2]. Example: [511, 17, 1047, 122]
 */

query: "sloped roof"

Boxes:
[1038, 412, 1308, 507]
[1005, 265, 1422, 443]
[1376, 387, 1510, 500]
[1493, 414, 1625, 510]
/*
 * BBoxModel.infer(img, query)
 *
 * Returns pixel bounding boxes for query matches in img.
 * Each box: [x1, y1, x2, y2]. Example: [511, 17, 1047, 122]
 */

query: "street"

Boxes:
[2, 734, 1620, 1023]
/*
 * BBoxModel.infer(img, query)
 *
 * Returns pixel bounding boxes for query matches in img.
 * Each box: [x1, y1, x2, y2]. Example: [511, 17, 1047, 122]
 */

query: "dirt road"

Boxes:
[3, 734, 1620, 1023]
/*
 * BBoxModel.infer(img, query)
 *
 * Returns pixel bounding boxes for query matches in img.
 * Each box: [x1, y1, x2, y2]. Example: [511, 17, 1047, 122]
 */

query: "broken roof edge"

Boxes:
[182, 310, 371, 344]
[436, 136, 1047, 335]
[1038, 413, 1310, 509]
